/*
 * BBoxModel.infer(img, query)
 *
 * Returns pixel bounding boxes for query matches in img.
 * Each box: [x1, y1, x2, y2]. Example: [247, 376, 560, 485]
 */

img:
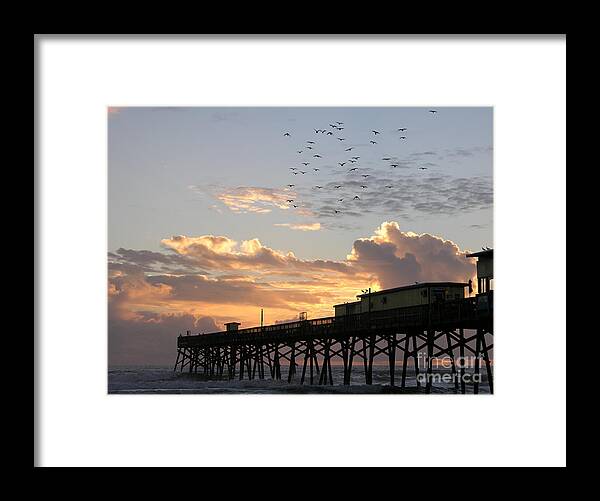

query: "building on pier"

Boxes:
[333, 282, 468, 317]
[466, 248, 493, 312]
[466, 249, 493, 294]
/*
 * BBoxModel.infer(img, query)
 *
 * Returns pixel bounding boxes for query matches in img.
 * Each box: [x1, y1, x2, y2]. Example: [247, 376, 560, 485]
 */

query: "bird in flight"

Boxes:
[284, 132, 291, 136]
[313, 154, 322, 158]
[352, 156, 360, 160]
[370, 140, 377, 144]
[286, 199, 294, 202]
[306, 146, 313, 149]
[287, 184, 295, 188]
[297, 150, 303, 154]
[293, 205, 298, 208]
[348, 159, 356, 163]
[390, 164, 399, 168]
[338, 138, 346, 141]
[398, 128, 407, 131]
[362, 174, 370, 178]
[313, 168, 320, 171]
[300, 171, 306, 174]
[382, 157, 391, 161]
[348, 167, 358, 172]
[326, 131, 333, 135]
[345, 147, 354, 151]
[315, 186, 323, 189]
[290, 167, 297, 170]
[418, 167, 428, 170]
[336, 122, 344, 125]
[302, 162, 310, 166]
[385, 185, 393, 188]
[429, 110, 437, 114]
[334, 185, 342, 189]
[399, 136, 406, 140]
[307, 141, 315, 144]
[360, 185, 368, 189]
[372, 130, 380, 135]
[353, 195, 361, 200]
[339, 162, 346, 167]
[334, 210, 341, 214]
[338, 198, 344, 202]
[292, 171, 299, 175]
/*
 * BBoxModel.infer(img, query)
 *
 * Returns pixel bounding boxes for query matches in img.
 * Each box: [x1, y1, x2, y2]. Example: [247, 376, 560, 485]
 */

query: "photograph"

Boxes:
[36, 35, 565, 467]
[108, 106, 493, 394]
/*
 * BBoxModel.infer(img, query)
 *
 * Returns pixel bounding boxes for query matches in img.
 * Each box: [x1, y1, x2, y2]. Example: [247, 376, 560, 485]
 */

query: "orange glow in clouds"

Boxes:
[109, 221, 476, 333]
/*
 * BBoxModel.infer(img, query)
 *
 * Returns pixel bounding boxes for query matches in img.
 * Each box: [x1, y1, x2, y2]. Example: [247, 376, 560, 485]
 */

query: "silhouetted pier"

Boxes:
[175, 292, 493, 393]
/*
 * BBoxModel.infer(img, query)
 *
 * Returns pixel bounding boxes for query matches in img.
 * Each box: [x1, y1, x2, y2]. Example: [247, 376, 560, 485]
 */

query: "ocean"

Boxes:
[108, 365, 492, 394]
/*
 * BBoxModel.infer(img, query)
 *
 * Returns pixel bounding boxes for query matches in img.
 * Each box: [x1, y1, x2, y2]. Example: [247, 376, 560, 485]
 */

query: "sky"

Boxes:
[108, 107, 492, 365]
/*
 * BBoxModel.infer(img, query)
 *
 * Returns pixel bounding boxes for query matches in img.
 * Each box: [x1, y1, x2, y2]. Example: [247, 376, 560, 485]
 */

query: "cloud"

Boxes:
[299, 173, 492, 220]
[274, 222, 321, 231]
[444, 146, 493, 158]
[161, 235, 238, 255]
[191, 170, 492, 223]
[191, 186, 293, 214]
[108, 222, 477, 365]
[158, 234, 354, 276]
[144, 274, 325, 309]
[109, 307, 218, 366]
[112, 223, 477, 301]
[108, 273, 219, 365]
[109, 247, 195, 273]
[347, 222, 476, 289]
[409, 150, 438, 159]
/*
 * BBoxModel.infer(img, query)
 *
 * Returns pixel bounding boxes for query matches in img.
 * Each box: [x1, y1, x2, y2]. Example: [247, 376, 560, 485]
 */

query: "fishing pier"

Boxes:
[175, 294, 493, 394]
[174, 250, 493, 393]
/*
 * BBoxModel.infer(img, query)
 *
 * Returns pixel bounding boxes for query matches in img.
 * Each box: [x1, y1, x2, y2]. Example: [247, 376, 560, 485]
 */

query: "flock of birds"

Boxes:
[282, 110, 438, 215]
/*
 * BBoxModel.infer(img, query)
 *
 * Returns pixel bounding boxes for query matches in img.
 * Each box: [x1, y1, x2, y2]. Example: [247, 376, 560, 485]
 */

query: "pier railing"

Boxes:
[178, 294, 492, 348]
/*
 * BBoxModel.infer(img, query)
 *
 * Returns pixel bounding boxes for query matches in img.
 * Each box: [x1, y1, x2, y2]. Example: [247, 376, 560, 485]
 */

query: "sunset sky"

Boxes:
[108, 107, 493, 365]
